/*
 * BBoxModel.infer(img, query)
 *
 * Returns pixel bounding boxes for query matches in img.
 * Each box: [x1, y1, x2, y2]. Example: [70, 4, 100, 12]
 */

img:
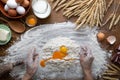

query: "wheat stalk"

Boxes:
[52, 0, 106, 30]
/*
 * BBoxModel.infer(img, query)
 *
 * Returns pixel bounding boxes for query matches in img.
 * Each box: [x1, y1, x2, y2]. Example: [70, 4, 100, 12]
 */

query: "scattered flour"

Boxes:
[35, 37, 108, 80]
[3, 22, 108, 80]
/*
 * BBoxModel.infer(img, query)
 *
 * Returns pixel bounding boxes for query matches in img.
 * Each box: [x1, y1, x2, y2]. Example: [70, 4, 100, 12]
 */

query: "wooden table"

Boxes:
[0, 0, 120, 80]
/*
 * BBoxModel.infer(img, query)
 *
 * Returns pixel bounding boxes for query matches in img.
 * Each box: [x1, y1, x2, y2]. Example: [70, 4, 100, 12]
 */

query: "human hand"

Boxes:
[79, 46, 94, 73]
[22, 48, 39, 80]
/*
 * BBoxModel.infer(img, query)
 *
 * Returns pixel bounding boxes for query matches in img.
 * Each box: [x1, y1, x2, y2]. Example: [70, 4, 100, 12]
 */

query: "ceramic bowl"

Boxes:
[0, 24, 11, 45]
[0, 0, 31, 19]
[32, 0, 51, 19]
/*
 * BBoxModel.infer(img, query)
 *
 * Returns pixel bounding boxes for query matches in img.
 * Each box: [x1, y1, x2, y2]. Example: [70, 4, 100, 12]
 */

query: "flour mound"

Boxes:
[4, 22, 108, 80]
[37, 37, 81, 80]
[35, 37, 108, 80]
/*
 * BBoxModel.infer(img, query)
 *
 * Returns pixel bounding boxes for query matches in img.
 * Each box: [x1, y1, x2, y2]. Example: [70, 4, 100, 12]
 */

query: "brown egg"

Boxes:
[1, 0, 8, 4]
[15, 0, 24, 4]
[21, 0, 29, 7]
[97, 32, 105, 41]
[8, 9, 17, 17]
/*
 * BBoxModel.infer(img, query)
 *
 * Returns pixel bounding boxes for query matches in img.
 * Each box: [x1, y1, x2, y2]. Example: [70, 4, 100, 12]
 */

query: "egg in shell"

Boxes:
[21, 0, 30, 7]
[15, 0, 24, 4]
[16, 6, 26, 15]
[97, 32, 105, 41]
[6, 0, 18, 8]
[4, 4, 9, 11]
[8, 9, 17, 17]
[1, 0, 8, 4]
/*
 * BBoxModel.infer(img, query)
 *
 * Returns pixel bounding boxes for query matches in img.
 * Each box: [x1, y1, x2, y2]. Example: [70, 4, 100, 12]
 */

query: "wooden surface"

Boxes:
[0, 0, 120, 80]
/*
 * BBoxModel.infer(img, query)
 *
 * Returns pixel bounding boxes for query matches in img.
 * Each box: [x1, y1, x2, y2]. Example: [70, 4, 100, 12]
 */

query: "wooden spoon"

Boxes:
[0, 17, 26, 33]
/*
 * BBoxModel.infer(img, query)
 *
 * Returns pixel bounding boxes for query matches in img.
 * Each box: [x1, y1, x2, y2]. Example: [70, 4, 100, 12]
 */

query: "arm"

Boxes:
[84, 70, 93, 80]
[22, 48, 39, 80]
[79, 47, 94, 80]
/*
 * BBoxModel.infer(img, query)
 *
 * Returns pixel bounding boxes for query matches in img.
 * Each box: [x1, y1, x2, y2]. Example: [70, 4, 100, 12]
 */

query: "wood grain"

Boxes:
[0, 0, 120, 80]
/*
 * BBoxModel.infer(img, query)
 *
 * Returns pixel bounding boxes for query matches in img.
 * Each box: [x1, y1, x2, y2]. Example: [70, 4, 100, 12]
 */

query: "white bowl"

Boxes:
[32, 0, 51, 19]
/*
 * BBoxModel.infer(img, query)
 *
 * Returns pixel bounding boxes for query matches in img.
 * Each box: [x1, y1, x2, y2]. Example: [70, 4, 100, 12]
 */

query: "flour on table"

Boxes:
[4, 22, 108, 80]
[35, 37, 108, 80]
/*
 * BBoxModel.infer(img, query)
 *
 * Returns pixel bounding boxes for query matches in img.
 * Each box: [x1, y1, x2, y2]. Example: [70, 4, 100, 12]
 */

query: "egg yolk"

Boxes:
[28, 18, 36, 26]
[60, 45, 68, 53]
[52, 51, 67, 59]
[40, 46, 68, 67]
[40, 60, 46, 67]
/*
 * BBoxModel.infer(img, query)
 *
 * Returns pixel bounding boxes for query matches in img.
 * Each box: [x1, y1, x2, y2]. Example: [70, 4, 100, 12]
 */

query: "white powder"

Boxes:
[35, 37, 108, 80]
[4, 22, 108, 80]
[42, 37, 80, 59]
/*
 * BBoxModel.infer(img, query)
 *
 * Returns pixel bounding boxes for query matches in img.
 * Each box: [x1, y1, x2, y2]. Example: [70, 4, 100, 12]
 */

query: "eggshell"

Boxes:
[7, 0, 18, 8]
[4, 4, 9, 11]
[118, 45, 120, 51]
[8, 9, 17, 17]
[107, 36, 116, 45]
[21, 0, 29, 7]
[16, 6, 26, 15]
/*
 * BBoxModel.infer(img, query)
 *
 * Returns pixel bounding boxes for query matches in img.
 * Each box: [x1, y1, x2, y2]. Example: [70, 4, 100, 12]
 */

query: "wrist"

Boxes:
[83, 69, 93, 80]
[22, 73, 31, 80]
[83, 69, 92, 75]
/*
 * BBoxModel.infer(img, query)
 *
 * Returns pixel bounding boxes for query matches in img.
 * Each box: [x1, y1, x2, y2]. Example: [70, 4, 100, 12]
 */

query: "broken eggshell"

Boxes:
[107, 35, 116, 45]
[111, 44, 120, 64]
[111, 52, 120, 64]
[118, 44, 120, 51]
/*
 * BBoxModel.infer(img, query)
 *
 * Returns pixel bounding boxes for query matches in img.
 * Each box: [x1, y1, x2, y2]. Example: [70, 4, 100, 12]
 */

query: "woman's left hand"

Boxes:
[22, 48, 39, 80]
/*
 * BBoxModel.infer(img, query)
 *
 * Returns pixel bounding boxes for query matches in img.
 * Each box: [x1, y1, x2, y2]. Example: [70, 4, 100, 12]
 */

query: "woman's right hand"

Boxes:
[79, 46, 94, 72]
[79, 46, 94, 80]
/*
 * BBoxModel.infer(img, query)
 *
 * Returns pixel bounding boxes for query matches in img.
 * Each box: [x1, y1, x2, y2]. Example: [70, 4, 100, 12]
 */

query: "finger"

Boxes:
[33, 55, 39, 68]
[33, 52, 39, 57]
[32, 47, 36, 55]
[90, 57, 94, 64]
[79, 46, 88, 60]
[13, 60, 24, 67]
[79, 52, 86, 58]
[33, 53, 39, 61]
[82, 46, 89, 56]
[27, 48, 35, 63]
[81, 47, 87, 52]
[90, 56, 94, 61]
[87, 47, 91, 53]
[89, 51, 94, 59]
[87, 49, 92, 57]
[86, 54, 94, 60]
[80, 47, 86, 55]
[32, 48, 39, 57]
[85, 46, 91, 54]
[84, 46, 88, 51]
[79, 53, 86, 62]
[84, 47, 93, 58]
